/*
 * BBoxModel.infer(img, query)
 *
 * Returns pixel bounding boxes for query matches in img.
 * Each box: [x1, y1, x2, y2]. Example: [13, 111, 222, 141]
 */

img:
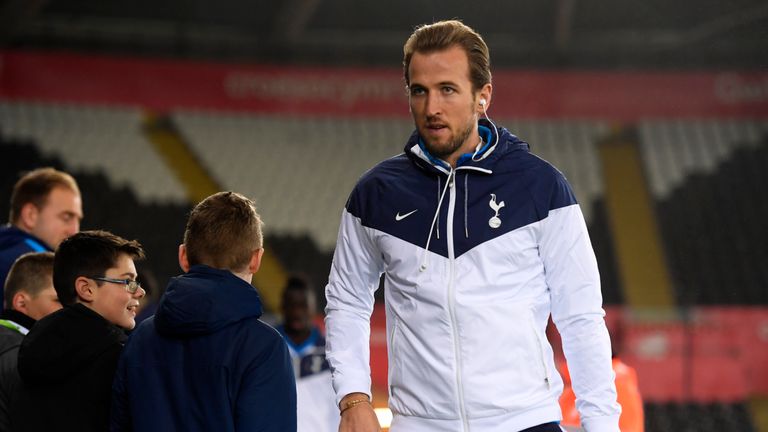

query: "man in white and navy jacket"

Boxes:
[325, 20, 621, 432]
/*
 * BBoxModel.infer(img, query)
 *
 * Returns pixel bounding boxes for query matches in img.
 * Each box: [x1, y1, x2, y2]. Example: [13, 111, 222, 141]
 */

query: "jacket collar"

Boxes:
[0, 308, 36, 333]
[405, 119, 519, 175]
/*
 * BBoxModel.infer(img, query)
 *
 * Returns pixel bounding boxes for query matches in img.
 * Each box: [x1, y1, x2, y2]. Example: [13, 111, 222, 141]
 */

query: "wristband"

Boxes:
[340, 398, 370, 415]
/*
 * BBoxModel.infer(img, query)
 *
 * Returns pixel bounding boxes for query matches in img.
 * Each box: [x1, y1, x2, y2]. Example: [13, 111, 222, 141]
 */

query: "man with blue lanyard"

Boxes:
[0, 167, 82, 294]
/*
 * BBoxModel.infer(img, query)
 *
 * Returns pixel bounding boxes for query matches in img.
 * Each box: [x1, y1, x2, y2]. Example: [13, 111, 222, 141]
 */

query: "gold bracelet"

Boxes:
[340, 398, 370, 415]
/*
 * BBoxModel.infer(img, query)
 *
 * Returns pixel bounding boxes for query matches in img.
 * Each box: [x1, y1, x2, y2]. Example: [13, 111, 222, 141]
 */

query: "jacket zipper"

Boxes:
[445, 170, 470, 431]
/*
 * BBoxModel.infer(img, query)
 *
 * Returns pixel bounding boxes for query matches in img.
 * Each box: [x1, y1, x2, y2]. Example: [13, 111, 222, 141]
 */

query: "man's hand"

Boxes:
[338, 393, 381, 432]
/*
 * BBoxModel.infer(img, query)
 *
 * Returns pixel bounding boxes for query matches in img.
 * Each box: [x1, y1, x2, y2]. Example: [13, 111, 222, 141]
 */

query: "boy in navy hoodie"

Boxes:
[111, 191, 296, 432]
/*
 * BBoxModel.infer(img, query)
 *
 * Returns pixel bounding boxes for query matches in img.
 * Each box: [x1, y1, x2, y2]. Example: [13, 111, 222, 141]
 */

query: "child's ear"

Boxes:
[74, 276, 95, 302]
[12, 291, 31, 314]
[249, 248, 264, 274]
[178, 244, 190, 273]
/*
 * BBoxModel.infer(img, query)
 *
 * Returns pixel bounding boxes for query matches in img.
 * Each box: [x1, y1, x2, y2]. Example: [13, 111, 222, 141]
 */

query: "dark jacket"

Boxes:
[0, 225, 51, 298]
[12, 303, 127, 432]
[0, 325, 23, 432]
[111, 265, 297, 432]
[0, 310, 36, 432]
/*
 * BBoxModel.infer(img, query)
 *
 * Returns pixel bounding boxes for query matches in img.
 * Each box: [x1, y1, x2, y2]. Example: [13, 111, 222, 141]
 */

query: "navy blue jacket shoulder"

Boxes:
[111, 265, 297, 432]
[0, 225, 51, 299]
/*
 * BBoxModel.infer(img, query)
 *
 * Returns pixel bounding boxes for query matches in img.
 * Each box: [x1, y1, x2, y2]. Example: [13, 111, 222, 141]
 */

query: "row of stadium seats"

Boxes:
[639, 120, 765, 199]
[656, 139, 768, 304]
[2, 100, 766, 307]
[4, 104, 768, 431]
[0, 136, 191, 288]
[0, 101, 188, 204]
[173, 111, 412, 249]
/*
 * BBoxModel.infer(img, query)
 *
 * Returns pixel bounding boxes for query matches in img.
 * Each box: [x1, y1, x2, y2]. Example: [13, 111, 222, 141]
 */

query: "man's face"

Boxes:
[23, 286, 62, 321]
[282, 290, 314, 334]
[408, 45, 483, 166]
[29, 187, 82, 249]
[88, 253, 144, 330]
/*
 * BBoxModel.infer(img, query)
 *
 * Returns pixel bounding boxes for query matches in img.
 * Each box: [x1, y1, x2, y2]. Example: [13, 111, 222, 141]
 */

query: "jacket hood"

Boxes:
[154, 265, 264, 338]
[18, 303, 126, 384]
[404, 118, 530, 175]
[0, 225, 50, 251]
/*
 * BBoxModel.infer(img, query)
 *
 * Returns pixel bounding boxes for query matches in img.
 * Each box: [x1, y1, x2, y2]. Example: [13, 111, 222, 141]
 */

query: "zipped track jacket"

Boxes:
[325, 120, 621, 432]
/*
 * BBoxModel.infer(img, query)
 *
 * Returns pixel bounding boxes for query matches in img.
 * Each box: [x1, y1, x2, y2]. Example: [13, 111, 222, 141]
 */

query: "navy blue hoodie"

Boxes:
[111, 265, 297, 432]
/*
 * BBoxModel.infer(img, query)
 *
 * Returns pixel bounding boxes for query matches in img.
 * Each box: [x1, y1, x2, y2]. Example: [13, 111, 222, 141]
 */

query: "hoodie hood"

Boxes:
[404, 118, 530, 175]
[154, 265, 263, 338]
[18, 303, 126, 384]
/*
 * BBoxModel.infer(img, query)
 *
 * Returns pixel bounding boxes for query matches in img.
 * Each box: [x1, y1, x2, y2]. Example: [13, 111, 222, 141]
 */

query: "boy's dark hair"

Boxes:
[4, 251, 55, 307]
[184, 191, 263, 273]
[54, 230, 145, 305]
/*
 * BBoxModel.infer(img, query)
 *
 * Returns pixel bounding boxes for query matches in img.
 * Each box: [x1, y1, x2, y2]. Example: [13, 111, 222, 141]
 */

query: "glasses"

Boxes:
[90, 276, 143, 294]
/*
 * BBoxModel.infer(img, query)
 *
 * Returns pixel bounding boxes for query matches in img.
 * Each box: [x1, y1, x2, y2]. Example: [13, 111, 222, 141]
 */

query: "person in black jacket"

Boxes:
[111, 191, 296, 432]
[0, 251, 58, 432]
[11, 230, 145, 432]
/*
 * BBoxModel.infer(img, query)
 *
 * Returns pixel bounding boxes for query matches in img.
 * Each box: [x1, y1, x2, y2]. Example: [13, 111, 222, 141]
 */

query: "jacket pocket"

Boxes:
[460, 302, 552, 415]
[387, 313, 458, 417]
[529, 315, 552, 390]
[388, 315, 400, 398]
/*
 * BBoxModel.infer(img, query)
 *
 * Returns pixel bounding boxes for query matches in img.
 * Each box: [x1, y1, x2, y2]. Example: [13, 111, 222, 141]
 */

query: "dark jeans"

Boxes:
[520, 422, 563, 432]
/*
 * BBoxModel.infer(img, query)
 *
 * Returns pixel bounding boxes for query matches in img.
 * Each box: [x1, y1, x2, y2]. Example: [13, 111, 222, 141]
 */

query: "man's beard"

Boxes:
[422, 117, 475, 159]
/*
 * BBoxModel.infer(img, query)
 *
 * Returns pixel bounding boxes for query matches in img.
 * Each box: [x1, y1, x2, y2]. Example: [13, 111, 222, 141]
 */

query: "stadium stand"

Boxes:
[1, 101, 625, 305]
[0, 101, 188, 205]
[173, 111, 412, 250]
[0, 132, 192, 291]
[2, 62, 767, 431]
[174, 112, 624, 304]
[638, 120, 768, 305]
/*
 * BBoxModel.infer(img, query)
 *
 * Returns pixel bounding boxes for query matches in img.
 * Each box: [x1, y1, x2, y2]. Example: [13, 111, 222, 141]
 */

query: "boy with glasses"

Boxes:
[11, 230, 145, 432]
[111, 191, 296, 432]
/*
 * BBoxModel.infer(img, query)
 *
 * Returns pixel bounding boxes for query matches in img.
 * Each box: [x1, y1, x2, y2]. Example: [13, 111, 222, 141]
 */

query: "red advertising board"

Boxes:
[2, 50, 767, 119]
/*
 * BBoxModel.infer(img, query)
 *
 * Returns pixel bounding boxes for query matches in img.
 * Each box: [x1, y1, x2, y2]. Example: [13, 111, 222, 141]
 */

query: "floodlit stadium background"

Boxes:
[1, 1, 767, 431]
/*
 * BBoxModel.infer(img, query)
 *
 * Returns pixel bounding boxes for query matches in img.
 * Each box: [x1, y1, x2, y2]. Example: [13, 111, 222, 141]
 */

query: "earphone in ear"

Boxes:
[480, 98, 487, 106]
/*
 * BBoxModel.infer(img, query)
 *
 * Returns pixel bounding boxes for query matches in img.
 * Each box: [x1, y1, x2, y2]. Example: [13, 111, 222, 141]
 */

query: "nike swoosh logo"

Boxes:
[395, 209, 418, 221]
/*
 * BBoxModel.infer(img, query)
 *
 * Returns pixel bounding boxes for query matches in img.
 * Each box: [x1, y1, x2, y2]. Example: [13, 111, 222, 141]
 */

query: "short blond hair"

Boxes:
[184, 192, 263, 272]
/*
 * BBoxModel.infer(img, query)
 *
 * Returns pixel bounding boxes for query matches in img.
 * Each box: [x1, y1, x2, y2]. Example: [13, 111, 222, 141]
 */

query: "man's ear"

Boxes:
[74, 276, 95, 302]
[249, 248, 265, 275]
[18, 203, 39, 231]
[11, 291, 31, 314]
[178, 244, 190, 273]
[477, 83, 493, 114]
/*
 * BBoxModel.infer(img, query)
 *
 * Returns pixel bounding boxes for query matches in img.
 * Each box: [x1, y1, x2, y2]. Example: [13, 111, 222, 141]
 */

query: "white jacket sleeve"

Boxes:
[324, 208, 385, 405]
[539, 203, 621, 432]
